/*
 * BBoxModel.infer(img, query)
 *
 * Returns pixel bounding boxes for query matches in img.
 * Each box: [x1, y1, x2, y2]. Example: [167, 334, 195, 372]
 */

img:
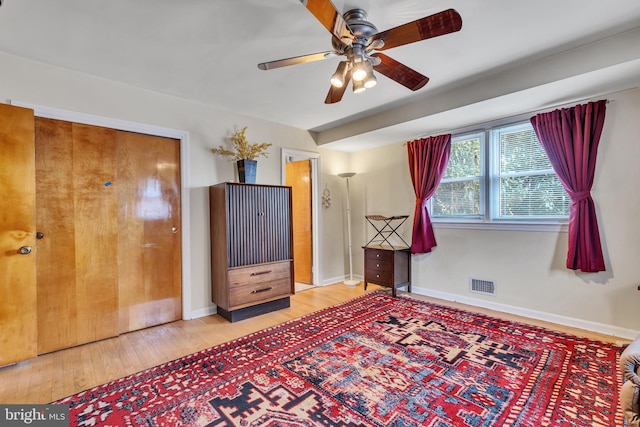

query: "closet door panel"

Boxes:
[35, 119, 119, 354]
[0, 104, 37, 365]
[34, 119, 78, 352]
[72, 123, 119, 345]
[116, 131, 182, 333]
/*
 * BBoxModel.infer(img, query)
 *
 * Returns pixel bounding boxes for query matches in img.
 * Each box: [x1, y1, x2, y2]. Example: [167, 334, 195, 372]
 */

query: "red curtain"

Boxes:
[407, 134, 451, 254]
[530, 100, 607, 272]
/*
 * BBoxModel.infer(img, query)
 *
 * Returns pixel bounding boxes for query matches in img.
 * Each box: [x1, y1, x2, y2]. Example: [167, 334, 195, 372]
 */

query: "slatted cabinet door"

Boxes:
[226, 183, 292, 267]
[0, 104, 37, 366]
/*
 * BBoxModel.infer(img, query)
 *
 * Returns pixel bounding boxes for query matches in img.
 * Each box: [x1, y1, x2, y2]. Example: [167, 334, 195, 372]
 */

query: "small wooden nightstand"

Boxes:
[363, 245, 411, 297]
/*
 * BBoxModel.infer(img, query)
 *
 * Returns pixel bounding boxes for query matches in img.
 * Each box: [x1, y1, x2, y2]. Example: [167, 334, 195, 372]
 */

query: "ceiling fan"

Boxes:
[257, 0, 462, 104]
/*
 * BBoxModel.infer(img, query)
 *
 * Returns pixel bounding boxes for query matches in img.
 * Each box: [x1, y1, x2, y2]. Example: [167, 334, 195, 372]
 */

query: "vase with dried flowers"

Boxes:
[210, 127, 272, 183]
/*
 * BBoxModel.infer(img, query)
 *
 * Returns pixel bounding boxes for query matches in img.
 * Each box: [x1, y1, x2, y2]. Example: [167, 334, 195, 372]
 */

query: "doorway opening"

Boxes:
[282, 149, 320, 288]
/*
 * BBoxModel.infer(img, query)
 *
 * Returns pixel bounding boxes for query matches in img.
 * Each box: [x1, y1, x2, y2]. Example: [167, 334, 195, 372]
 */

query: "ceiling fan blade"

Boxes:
[258, 51, 337, 70]
[300, 0, 356, 46]
[371, 53, 429, 91]
[368, 9, 462, 51]
[325, 70, 352, 104]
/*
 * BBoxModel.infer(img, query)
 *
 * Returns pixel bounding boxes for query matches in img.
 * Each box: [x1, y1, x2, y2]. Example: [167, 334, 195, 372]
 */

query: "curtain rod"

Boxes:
[406, 98, 612, 144]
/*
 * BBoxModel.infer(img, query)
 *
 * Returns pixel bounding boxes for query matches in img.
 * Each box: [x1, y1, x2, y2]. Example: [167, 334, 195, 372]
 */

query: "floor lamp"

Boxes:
[338, 172, 359, 286]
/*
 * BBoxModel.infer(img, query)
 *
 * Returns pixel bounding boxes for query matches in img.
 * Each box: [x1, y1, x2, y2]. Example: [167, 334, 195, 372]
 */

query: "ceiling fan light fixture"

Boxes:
[352, 79, 366, 94]
[351, 61, 367, 82]
[330, 61, 349, 88]
[364, 72, 377, 89]
[258, 4, 463, 104]
[362, 60, 376, 88]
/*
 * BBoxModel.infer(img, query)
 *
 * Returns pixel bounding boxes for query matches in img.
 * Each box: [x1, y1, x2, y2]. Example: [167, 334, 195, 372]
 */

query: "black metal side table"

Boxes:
[365, 215, 410, 249]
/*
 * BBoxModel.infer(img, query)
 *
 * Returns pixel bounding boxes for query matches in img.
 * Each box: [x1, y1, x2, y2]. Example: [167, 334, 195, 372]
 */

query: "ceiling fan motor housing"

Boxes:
[332, 9, 377, 53]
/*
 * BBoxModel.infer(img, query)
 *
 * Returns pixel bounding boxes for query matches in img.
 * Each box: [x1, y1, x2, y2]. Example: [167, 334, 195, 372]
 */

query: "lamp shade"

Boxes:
[338, 172, 356, 178]
[352, 62, 367, 82]
[352, 79, 366, 93]
[330, 61, 349, 88]
[364, 72, 377, 89]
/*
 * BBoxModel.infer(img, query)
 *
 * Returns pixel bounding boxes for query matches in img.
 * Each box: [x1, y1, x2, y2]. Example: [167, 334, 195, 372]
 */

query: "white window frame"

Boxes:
[431, 120, 569, 232]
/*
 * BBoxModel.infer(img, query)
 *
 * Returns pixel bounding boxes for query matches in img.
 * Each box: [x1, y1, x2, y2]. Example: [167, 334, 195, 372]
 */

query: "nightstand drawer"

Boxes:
[365, 248, 393, 262]
[367, 259, 392, 272]
[365, 268, 393, 286]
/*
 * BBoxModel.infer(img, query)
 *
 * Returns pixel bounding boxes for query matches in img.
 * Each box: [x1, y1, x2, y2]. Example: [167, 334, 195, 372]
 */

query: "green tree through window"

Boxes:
[432, 122, 569, 222]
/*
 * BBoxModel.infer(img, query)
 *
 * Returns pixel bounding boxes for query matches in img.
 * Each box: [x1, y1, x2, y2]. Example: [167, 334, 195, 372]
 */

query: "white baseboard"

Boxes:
[321, 275, 364, 287]
[186, 306, 218, 320]
[186, 277, 366, 318]
[411, 286, 639, 341]
[184, 283, 639, 342]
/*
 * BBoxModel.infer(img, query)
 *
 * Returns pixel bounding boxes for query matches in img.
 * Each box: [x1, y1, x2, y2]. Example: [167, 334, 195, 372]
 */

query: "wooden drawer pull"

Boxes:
[250, 270, 273, 276]
[251, 286, 274, 294]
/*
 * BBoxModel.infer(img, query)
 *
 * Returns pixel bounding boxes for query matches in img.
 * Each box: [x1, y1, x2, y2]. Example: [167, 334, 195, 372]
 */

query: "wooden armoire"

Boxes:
[209, 182, 294, 322]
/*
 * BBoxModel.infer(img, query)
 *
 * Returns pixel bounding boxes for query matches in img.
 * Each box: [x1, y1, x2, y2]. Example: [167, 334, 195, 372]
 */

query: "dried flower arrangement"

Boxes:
[210, 127, 272, 161]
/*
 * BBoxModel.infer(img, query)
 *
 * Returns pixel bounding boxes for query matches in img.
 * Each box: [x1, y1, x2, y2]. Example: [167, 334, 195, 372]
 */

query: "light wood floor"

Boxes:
[0, 283, 624, 404]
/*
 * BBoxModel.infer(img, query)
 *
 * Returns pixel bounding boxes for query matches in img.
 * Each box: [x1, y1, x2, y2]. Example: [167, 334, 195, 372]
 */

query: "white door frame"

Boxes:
[281, 148, 321, 287]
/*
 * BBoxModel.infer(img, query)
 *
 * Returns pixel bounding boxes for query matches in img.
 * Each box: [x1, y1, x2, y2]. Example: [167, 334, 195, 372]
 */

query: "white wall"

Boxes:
[0, 53, 335, 318]
[348, 87, 640, 338]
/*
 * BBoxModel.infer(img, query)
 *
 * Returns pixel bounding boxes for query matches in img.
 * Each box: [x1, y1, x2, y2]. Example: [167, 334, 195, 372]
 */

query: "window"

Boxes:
[431, 121, 570, 224]
[431, 132, 484, 219]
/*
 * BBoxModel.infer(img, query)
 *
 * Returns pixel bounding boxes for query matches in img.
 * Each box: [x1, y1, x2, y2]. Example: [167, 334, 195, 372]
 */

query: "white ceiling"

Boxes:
[0, 0, 639, 151]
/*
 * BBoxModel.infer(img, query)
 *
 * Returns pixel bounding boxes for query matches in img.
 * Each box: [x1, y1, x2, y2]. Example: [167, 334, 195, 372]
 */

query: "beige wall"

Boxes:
[2, 51, 639, 337]
[347, 87, 640, 338]
[0, 52, 330, 318]
[317, 147, 351, 284]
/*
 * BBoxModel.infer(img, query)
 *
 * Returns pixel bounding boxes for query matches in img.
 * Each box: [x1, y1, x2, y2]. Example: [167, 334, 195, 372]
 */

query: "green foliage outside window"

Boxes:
[433, 137, 481, 216]
[432, 123, 570, 221]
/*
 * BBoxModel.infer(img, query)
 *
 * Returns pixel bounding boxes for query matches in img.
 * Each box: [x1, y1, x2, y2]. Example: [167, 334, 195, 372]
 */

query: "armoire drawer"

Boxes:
[228, 261, 292, 308]
[228, 261, 291, 284]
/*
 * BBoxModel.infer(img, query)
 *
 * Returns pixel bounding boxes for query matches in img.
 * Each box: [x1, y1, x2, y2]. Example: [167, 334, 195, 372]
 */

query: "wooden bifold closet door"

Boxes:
[0, 104, 38, 366]
[34, 118, 182, 355]
[115, 130, 182, 334]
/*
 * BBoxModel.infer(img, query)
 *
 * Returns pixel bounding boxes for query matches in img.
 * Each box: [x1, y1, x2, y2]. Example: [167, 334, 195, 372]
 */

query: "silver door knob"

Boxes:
[171, 227, 178, 234]
[19, 246, 32, 255]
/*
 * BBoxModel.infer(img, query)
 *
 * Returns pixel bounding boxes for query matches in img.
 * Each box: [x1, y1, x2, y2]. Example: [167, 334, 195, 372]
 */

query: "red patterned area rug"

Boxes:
[54, 292, 623, 426]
